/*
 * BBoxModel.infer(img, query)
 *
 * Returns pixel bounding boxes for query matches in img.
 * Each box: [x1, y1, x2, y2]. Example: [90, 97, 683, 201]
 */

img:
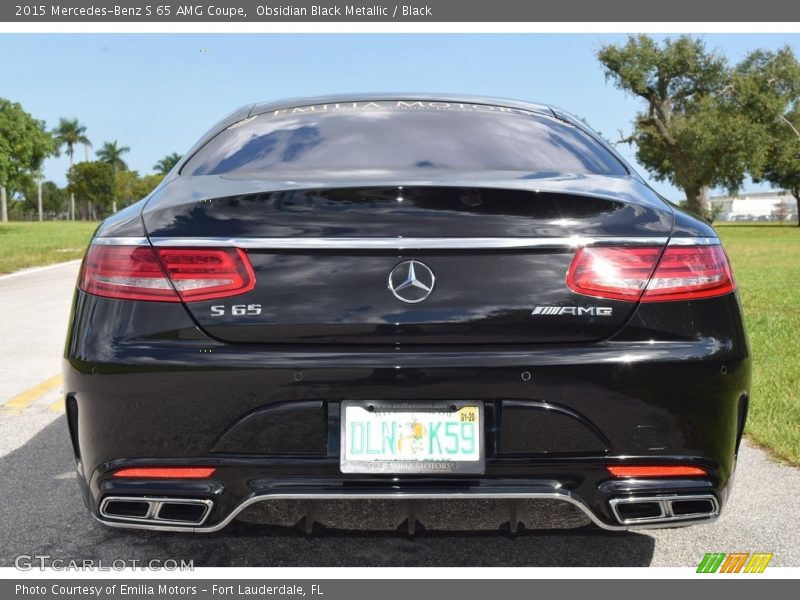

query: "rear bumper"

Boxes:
[64, 291, 750, 532]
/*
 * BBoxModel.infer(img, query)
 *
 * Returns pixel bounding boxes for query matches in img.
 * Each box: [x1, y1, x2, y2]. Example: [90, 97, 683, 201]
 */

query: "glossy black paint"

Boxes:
[64, 288, 749, 528]
[141, 179, 675, 346]
[141, 174, 672, 236]
[64, 94, 750, 531]
[193, 251, 642, 345]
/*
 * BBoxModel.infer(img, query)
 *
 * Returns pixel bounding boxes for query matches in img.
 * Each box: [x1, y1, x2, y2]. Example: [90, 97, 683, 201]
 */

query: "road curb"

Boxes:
[0, 260, 81, 281]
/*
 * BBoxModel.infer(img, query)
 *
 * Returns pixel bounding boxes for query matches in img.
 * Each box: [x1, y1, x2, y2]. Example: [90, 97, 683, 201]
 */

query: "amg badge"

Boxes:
[532, 306, 613, 317]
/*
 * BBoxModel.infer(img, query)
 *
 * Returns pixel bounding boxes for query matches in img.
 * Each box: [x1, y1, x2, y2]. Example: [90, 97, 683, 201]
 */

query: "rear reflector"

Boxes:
[79, 245, 255, 302]
[113, 467, 216, 479]
[606, 465, 708, 478]
[566, 244, 734, 302]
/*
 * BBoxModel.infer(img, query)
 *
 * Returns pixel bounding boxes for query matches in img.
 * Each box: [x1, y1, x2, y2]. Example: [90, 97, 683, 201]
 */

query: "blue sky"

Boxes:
[1, 33, 798, 201]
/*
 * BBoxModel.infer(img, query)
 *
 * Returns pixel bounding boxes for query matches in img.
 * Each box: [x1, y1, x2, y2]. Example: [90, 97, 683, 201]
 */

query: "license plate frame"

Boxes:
[339, 400, 485, 475]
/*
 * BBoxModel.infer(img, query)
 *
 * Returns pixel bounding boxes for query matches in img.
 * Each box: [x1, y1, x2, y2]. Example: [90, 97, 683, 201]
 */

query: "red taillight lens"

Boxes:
[113, 467, 216, 479]
[566, 247, 662, 302]
[156, 247, 255, 302]
[79, 245, 255, 302]
[566, 244, 735, 303]
[606, 465, 707, 478]
[642, 245, 734, 302]
[79, 245, 180, 302]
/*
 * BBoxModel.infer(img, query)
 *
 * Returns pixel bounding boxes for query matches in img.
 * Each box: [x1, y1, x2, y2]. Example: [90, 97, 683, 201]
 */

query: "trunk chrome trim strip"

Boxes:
[667, 237, 720, 246]
[92, 237, 149, 246]
[147, 236, 671, 250]
[93, 237, 721, 250]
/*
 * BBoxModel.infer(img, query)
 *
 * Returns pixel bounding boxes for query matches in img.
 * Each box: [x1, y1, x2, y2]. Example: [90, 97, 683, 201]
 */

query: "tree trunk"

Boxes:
[68, 154, 75, 221]
[110, 165, 117, 218]
[683, 185, 709, 218]
[1, 186, 7, 223]
[793, 188, 800, 227]
[37, 179, 43, 222]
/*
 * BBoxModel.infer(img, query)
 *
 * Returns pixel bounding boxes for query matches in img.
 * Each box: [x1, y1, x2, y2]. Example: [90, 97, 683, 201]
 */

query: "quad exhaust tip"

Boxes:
[609, 494, 719, 526]
[99, 496, 213, 526]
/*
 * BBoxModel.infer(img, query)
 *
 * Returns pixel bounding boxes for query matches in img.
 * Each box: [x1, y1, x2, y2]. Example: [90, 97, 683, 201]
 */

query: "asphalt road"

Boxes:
[1, 261, 798, 568]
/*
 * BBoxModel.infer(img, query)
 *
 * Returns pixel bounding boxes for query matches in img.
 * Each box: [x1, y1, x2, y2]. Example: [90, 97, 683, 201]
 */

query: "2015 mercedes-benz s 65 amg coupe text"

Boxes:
[64, 95, 750, 533]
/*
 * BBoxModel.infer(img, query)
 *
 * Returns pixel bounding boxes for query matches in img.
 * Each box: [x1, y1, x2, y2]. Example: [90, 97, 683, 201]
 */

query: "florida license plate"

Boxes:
[340, 400, 485, 474]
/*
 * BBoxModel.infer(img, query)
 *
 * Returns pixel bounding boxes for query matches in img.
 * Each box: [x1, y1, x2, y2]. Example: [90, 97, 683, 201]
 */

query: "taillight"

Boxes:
[566, 247, 662, 302]
[642, 245, 735, 302]
[566, 243, 734, 303]
[156, 247, 255, 302]
[79, 244, 255, 302]
[80, 245, 181, 302]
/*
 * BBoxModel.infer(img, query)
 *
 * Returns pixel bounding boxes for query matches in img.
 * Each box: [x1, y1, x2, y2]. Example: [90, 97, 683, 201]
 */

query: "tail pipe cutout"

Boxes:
[99, 497, 213, 526]
[609, 494, 719, 525]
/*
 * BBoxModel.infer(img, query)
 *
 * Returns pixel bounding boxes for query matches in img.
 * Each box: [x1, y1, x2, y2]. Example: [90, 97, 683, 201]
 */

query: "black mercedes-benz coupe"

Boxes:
[64, 95, 750, 533]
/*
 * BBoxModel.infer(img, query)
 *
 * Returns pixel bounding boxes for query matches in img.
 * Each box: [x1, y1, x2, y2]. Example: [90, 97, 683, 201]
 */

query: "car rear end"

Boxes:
[63, 96, 750, 532]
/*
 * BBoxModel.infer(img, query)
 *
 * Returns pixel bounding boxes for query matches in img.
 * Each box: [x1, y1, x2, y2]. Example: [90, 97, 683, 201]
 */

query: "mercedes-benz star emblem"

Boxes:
[388, 260, 436, 304]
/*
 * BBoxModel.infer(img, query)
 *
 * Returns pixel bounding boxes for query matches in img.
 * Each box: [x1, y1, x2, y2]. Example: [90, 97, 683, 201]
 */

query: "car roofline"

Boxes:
[247, 93, 555, 118]
[151, 93, 637, 201]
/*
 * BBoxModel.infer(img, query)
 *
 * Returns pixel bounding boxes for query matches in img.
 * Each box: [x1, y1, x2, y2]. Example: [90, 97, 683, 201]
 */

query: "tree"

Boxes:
[53, 117, 91, 166]
[735, 48, 800, 225]
[67, 161, 114, 219]
[97, 140, 131, 214]
[113, 171, 165, 212]
[0, 99, 55, 222]
[597, 35, 771, 217]
[17, 180, 69, 216]
[772, 200, 791, 223]
[756, 110, 800, 225]
[135, 173, 165, 198]
[154, 152, 182, 175]
[96, 140, 130, 176]
[54, 117, 91, 220]
[114, 170, 141, 209]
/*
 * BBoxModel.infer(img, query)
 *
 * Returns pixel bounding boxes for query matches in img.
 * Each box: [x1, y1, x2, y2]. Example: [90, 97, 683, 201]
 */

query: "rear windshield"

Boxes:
[183, 101, 627, 177]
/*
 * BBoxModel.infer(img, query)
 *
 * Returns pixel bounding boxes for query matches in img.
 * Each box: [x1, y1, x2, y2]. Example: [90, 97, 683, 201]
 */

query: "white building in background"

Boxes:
[709, 190, 798, 222]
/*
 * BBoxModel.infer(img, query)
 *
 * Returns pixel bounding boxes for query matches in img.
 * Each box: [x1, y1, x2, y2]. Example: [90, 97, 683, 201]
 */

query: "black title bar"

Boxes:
[3, 0, 799, 22]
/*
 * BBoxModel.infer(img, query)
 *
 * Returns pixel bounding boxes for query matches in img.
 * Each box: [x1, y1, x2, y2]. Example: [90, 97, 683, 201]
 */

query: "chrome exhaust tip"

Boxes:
[609, 494, 719, 526]
[99, 496, 213, 526]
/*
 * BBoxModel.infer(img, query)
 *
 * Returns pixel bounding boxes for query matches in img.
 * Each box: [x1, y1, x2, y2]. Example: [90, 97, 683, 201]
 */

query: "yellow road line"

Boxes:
[48, 399, 65, 412]
[2, 375, 62, 410]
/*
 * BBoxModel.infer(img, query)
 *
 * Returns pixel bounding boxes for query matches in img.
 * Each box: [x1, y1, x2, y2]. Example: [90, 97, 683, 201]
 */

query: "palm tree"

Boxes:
[54, 118, 91, 220]
[153, 152, 182, 175]
[96, 141, 131, 218]
[96, 140, 130, 175]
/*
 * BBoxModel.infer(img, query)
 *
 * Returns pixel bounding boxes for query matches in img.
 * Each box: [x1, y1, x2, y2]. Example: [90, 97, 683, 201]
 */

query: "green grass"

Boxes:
[0, 221, 98, 274]
[716, 224, 800, 465]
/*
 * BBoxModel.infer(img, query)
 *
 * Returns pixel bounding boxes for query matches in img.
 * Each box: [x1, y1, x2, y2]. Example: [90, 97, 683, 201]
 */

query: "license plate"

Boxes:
[340, 400, 485, 474]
